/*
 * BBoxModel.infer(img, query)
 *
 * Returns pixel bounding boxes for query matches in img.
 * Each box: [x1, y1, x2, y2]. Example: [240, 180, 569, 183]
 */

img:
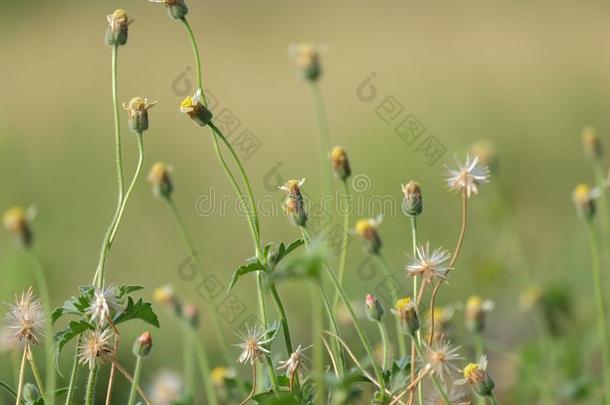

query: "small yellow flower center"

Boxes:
[573, 183, 591, 205]
[111, 9, 128, 22]
[466, 296, 482, 311]
[128, 97, 146, 111]
[463, 362, 480, 379]
[331, 146, 345, 161]
[284, 179, 302, 194]
[3, 207, 26, 229]
[355, 219, 375, 237]
[180, 96, 195, 110]
[153, 287, 173, 305]
[148, 163, 169, 185]
[395, 297, 413, 312]
[211, 367, 228, 386]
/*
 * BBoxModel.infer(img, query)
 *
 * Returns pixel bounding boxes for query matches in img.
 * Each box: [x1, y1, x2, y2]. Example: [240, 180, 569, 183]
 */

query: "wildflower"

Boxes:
[86, 285, 121, 326]
[148, 163, 174, 199]
[445, 155, 490, 198]
[402, 181, 423, 217]
[470, 139, 498, 172]
[465, 296, 494, 334]
[330, 146, 351, 181]
[4, 288, 45, 344]
[182, 303, 199, 329]
[355, 216, 383, 255]
[133, 331, 153, 357]
[236, 324, 272, 365]
[154, 285, 181, 316]
[279, 178, 306, 198]
[365, 294, 384, 322]
[289, 43, 323, 82]
[105, 9, 133, 47]
[149, 0, 189, 20]
[124, 97, 156, 133]
[582, 126, 602, 159]
[150, 371, 183, 405]
[277, 344, 310, 376]
[573, 183, 598, 220]
[406, 243, 452, 282]
[456, 355, 496, 398]
[78, 328, 114, 369]
[426, 306, 456, 341]
[391, 297, 419, 335]
[3, 206, 33, 248]
[179, 89, 213, 127]
[280, 179, 307, 227]
[211, 366, 236, 388]
[424, 336, 463, 381]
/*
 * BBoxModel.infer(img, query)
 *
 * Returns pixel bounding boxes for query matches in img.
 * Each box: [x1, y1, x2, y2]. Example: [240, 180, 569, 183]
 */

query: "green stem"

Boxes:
[377, 321, 390, 370]
[264, 356, 281, 395]
[310, 284, 325, 401]
[27, 348, 46, 404]
[586, 221, 610, 404]
[269, 284, 294, 355]
[193, 330, 220, 405]
[184, 326, 195, 398]
[27, 252, 54, 404]
[255, 272, 279, 393]
[64, 338, 80, 405]
[309, 82, 331, 198]
[84, 364, 97, 405]
[332, 181, 351, 313]
[180, 18, 204, 95]
[488, 393, 500, 405]
[377, 254, 407, 357]
[126, 357, 143, 405]
[409, 216, 424, 405]
[16, 345, 27, 405]
[318, 279, 346, 374]
[164, 197, 234, 367]
[594, 160, 609, 232]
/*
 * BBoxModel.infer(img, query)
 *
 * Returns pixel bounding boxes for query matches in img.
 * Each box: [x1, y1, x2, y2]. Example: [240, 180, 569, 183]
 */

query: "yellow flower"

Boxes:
[463, 362, 480, 381]
[211, 367, 228, 387]
[395, 297, 413, 313]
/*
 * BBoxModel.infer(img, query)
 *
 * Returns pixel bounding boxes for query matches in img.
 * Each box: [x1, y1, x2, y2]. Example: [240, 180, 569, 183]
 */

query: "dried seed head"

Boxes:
[105, 9, 133, 47]
[148, 163, 174, 199]
[236, 324, 272, 365]
[289, 43, 323, 82]
[365, 294, 384, 322]
[180, 89, 213, 127]
[78, 328, 114, 369]
[445, 155, 490, 198]
[330, 146, 351, 181]
[86, 285, 122, 327]
[391, 297, 419, 336]
[582, 126, 602, 160]
[465, 296, 494, 334]
[4, 288, 45, 344]
[277, 344, 310, 377]
[424, 336, 463, 381]
[123, 97, 157, 133]
[355, 217, 383, 255]
[149, 0, 189, 20]
[457, 355, 495, 397]
[133, 331, 153, 357]
[2, 206, 33, 248]
[573, 183, 596, 220]
[402, 181, 423, 217]
[406, 243, 451, 282]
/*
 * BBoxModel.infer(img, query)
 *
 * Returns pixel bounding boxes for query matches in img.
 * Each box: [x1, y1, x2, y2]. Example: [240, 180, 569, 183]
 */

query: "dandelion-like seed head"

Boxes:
[78, 328, 114, 369]
[445, 155, 490, 198]
[424, 336, 463, 381]
[425, 385, 471, 405]
[277, 344, 310, 376]
[86, 285, 121, 326]
[406, 243, 452, 282]
[4, 288, 45, 344]
[236, 324, 272, 365]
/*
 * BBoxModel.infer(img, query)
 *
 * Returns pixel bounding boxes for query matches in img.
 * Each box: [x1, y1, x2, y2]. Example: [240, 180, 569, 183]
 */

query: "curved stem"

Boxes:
[15, 344, 28, 405]
[180, 18, 204, 96]
[84, 364, 98, 405]
[240, 363, 257, 405]
[332, 181, 351, 312]
[429, 190, 468, 344]
[377, 254, 407, 357]
[64, 338, 80, 405]
[126, 357, 142, 405]
[377, 321, 390, 370]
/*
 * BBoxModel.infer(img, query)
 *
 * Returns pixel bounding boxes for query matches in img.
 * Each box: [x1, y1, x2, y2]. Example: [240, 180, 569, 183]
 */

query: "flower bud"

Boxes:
[150, 0, 189, 20]
[391, 297, 419, 335]
[572, 183, 596, 220]
[180, 89, 213, 127]
[133, 331, 153, 357]
[462, 356, 495, 397]
[290, 43, 322, 82]
[153, 285, 181, 316]
[148, 163, 174, 199]
[280, 178, 306, 199]
[283, 197, 308, 227]
[182, 303, 199, 329]
[365, 294, 384, 322]
[465, 296, 494, 334]
[582, 126, 602, 160]
[355, 217, 382, 255]
[124, 97, 157, 133]
[3, 207, 33, 248]
[330, 146, 351, 181]
[105, 9, 133, 47]
[401, 181, 422, 217]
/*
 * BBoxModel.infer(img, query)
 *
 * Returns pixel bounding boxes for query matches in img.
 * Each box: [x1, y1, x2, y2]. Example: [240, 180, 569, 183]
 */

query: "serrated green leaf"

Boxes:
[227, 260, 265, 292]
[51, 293, 90, 324]
[113, 297, 160, 327]
[54, 320, 94, 372]
[118, 284, 144, 298]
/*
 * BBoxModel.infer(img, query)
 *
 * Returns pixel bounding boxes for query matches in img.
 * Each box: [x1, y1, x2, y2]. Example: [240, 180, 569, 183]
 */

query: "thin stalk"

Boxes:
[310, 283, 325, 402]
[15, 344, 28, 405]
[409, 214, 424, 405]
[264, 355, 281, 395]
[240, 364, 257, 405]
[193, 330, 220, 405]
[184, 326, 195, 398]
[164, 196, 233, 366]
[126, 357, 143, 405]
[586, 221, 610, 403]
[64, 338, 80, 405]
[488, 393, 500, 405]
[473, 334, 485, 405]
[377, 254, 407, 357]
[269, 283, 294, 355]
[27, 252, 54, 404]
[377, 321, 390, 370]
[332, 181, 351, 312]
[27, 346, 46, 403]
[594, 160, 609, 232]
[84, 364, 98, 405]
[309, 82, 331, 198]
[429, 189, 468, 344]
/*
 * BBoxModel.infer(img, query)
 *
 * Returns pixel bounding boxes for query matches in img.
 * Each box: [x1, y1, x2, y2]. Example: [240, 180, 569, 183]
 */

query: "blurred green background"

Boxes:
[2, 0, 610, 403]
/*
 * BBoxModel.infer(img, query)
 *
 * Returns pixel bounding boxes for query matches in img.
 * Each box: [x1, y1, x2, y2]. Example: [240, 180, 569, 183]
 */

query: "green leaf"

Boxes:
[266, 239, 304, 268]
[54, 320, 94, 372]
[113, 297, 160, 328]
[118, 284, 144, 298]
[52, 288, 93, 324]
[271, 241, 324, 282]
[227, 260, 265, 292]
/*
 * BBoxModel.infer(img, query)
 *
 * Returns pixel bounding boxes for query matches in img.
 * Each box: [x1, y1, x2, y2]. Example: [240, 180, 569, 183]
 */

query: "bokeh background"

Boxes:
[2, 0, 610, 403]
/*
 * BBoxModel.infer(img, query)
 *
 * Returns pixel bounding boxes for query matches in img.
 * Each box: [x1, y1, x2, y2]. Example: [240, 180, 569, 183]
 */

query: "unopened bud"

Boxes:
[105, 9, 133, 47]
[133, 331, 153, 357]
[572, 183, 596, 220]
[582, 126, 602, 160]
[290, 43, 322, 82]
[401, 181, 422, 217]
[283, 197, 308, 227]
[153, 285, 181, 316]
[391, 297, 419, 335]
[465, 296, 494, 334]
[148, 163, 174, 199]
[3, 207, 33, 248]
[355, 217, 382, 255]
[180, 89, 213, 127]
[365, 294, 384, 322]
[330, 146, 351, 181]
[124, 97, 157, 133]
[150, 0, 189, 20]
[182, 303, 199, 329]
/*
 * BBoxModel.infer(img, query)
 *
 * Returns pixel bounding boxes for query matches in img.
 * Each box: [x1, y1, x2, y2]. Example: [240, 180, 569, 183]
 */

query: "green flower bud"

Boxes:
[365, 294, 384, 322]
[150, 0, 189, 20]
[133, 331, 153, 357]
[105, 9, 132, 47]
[280, 179, 308, 227]
[290, 43, 322, 82]
[124, 97, 157, 133]
[401, 181, 422, 217]
[355, 217, 383, 255]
